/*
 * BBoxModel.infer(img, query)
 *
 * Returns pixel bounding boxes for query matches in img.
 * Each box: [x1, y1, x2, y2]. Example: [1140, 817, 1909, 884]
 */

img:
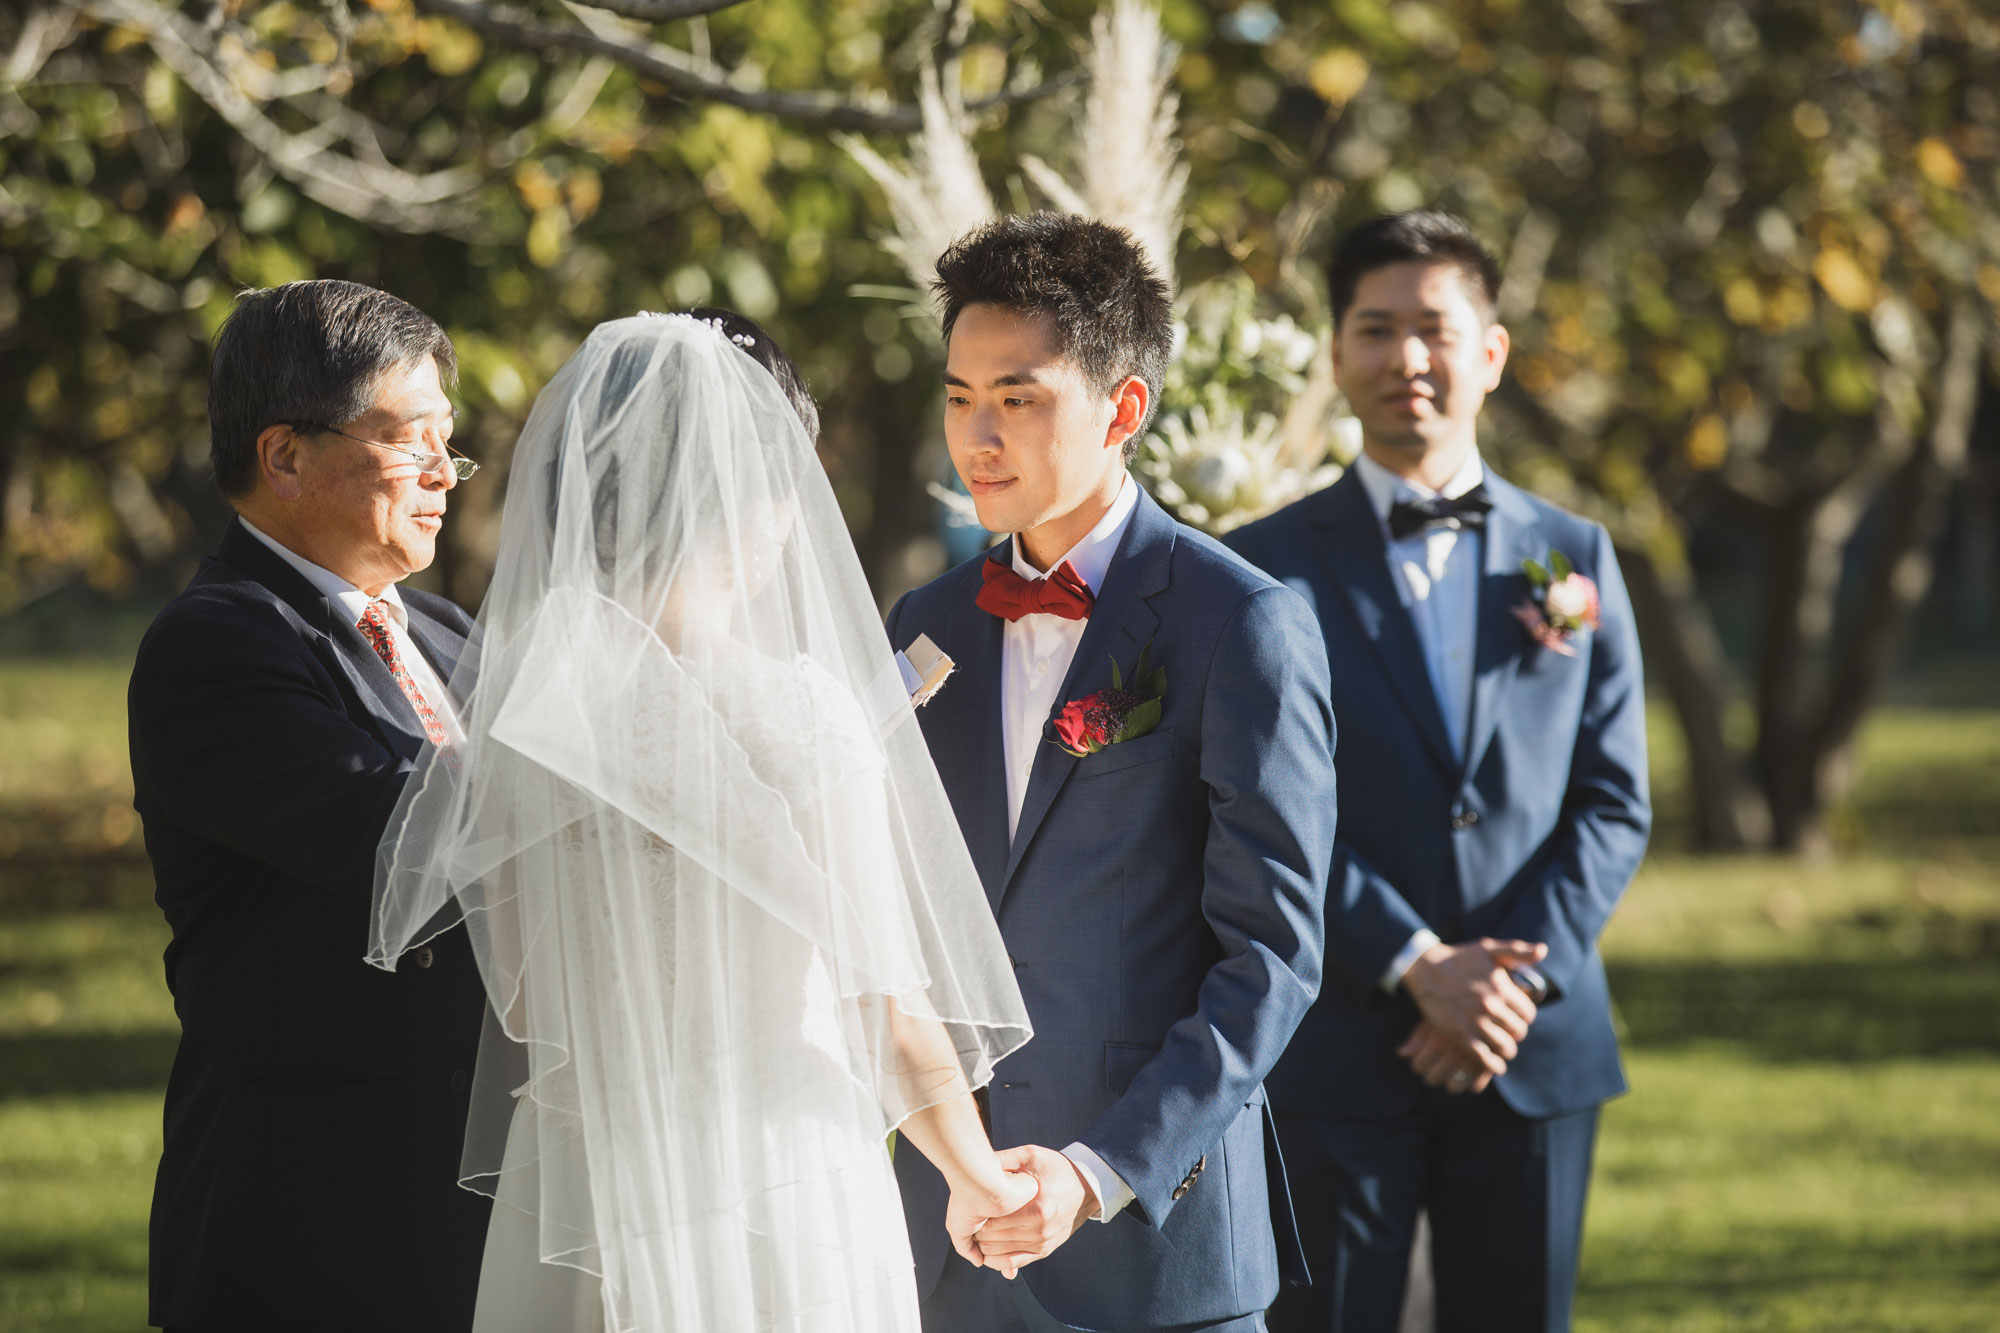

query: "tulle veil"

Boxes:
[368, 313, 1029, 1330]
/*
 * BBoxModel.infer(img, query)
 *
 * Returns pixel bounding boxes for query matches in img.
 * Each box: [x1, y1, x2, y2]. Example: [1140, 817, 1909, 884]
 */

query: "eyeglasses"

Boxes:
[292, 422, 481, 481]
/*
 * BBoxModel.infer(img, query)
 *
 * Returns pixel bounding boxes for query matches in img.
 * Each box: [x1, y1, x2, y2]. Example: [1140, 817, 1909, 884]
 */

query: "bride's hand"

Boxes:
[945, 1163, 1040, 1276]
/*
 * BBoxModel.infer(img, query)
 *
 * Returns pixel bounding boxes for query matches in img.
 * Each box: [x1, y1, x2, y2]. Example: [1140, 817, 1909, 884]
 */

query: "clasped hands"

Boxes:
[945, 1144, 1097, 1279]
[1398, 937, 1548, 1094]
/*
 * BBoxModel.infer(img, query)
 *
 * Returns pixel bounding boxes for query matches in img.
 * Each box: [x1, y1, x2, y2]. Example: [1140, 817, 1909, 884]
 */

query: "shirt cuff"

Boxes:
[1381, 928, 1443, 994]
[1060, 1142, 1135, 1222]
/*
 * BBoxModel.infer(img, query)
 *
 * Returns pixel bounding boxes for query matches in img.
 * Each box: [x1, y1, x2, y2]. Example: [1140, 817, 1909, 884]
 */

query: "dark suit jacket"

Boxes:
[129, 519, 491, 1331]
[886, 489, 1339, 1328]
[1226, 469, 1650, 1121]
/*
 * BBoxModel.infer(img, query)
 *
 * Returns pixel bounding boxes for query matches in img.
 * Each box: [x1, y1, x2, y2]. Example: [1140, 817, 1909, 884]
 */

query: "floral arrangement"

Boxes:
[847, 0, 1354, 539]
[1142, 274, 1356, 533]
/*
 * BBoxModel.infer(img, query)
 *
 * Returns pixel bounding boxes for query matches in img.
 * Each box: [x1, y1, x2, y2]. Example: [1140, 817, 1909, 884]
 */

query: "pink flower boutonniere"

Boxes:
[1051, 641, 1167, 758]
[1513, 549, 1601, 657]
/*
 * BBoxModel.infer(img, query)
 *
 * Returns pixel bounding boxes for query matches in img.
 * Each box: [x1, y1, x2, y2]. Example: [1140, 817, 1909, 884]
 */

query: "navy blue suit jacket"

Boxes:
[129, 519, 490, 1331]
[886, 489, 1339, 1329]
[1226, 469, 1650, 1122]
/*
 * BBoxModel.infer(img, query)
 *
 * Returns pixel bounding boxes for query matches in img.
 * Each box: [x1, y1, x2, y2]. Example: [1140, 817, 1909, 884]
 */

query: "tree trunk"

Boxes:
[1810, 312, 1988, 809]
[1617, 540, 1766, 849]
[1747, 495, 1833, 854]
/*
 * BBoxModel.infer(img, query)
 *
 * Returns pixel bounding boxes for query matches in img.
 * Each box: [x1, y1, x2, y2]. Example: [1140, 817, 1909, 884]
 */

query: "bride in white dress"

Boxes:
[367, 311, 1035, 1331]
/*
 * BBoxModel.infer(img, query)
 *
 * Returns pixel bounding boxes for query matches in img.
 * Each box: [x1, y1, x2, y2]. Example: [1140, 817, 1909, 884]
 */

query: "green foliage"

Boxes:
[1, 0, 1086, 605]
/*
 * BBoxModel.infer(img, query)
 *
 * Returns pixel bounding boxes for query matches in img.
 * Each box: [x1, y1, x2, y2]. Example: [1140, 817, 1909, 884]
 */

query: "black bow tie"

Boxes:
[1387, 485, 1493, 541]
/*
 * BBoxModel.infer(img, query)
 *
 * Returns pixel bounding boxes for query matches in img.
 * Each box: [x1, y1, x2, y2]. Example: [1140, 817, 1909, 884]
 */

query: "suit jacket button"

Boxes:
[1451, 810, 1480, 831]
[450, 1069, 468, 1095]
[411, 946, 435, 969]
[1008, 954, 1021, 969]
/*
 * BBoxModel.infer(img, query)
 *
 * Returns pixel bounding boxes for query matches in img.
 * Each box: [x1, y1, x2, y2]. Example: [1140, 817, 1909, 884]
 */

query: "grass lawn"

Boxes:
[1, 661, 1997, 1330]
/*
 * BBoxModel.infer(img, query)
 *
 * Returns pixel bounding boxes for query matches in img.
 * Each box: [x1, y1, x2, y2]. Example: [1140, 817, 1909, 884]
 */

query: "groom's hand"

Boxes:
[946, 1167, 1040, 1276]
[1400, 938, 1546, 1079]
[973, 1144, 1096, 1274]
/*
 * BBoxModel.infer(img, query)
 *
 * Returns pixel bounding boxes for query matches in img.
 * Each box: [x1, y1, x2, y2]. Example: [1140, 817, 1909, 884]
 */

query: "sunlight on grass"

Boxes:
[1, 658, 1996, 1329]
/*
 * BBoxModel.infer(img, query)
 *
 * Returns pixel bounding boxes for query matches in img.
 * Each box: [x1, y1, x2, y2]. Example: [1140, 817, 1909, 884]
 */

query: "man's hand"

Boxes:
[1400, 938, 1547, 1082]
[972, 1144, 1097, 1276]
[1397, 1018, 1494, 1093]
[945, 1163, 1040, 1275]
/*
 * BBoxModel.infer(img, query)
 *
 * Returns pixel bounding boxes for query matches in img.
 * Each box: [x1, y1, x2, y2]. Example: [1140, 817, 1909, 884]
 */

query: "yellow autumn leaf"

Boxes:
[417, 17, 481, 77]
[1684, 415, 1728, 470]
[514, 162, 561, 212]
[1915, 137, 1964, 189]
[565, 167, 603, 223]
[1978, 265, 2000, 308]
[526, 207, 569, 269]
[1723, 276, 1763, 326]
[1310, 49, 1371, 107]
[1813, 248, 1877, 312]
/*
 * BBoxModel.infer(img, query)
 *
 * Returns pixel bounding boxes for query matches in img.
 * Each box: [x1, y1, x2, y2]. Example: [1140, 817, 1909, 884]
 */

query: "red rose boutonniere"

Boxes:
[1513, 549, 1601, 656]
[1051, 641, 1167, 758]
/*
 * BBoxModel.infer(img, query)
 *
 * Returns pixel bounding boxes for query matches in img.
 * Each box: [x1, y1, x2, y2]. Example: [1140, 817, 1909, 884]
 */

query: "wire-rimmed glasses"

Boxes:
[292, 422, 480, 481]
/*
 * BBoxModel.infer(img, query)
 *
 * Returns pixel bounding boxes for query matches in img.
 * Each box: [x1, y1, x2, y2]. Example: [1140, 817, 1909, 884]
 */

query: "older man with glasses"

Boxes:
[128, 280, 493, 1332]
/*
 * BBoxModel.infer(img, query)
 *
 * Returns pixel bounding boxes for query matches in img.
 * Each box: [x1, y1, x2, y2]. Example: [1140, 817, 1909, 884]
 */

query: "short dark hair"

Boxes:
[682, 306, 819, 442]
[1327, 210, 1502, 328]
[933, 212, 1174, 463]
[208, 280, 457, 497]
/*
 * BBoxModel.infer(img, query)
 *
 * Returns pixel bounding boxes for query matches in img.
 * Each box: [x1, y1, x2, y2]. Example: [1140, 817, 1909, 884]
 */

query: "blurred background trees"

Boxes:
[4, 0, 1998, 854]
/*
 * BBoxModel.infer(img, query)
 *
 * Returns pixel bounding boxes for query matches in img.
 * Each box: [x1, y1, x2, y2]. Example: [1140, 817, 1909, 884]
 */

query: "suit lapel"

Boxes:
[947, 581, 1014, 911]
[324, 614, 431, 763]
[405, 602, 471, 693]
[1461, 476, 1544, 784]
[999, 492, 1171, 900]
[214, 520, 431, 764]
[1311, 475, 1459, 779]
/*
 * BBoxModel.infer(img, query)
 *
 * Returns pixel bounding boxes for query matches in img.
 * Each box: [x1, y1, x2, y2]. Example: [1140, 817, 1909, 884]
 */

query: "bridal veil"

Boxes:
[368, 314, 1029, 1330]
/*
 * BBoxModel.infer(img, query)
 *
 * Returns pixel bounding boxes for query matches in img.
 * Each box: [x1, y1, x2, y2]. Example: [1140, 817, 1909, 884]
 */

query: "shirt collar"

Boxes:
[1008, 471, 1139, 595]
[237, 518, 408, 629]
[1352, 448, 1487, 527]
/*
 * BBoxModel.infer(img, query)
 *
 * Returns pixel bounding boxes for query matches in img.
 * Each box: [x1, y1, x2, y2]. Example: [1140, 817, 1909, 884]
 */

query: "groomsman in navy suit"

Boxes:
[1227, 211, 1651, 1333]
[888, 213, 1339, 1332]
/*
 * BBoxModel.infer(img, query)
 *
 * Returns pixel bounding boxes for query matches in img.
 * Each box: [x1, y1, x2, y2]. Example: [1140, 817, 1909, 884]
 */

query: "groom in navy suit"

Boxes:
[1227, 212, 1651, 1333]
[129, 281, 490, 1330]
[888, 213, 1339, 1332]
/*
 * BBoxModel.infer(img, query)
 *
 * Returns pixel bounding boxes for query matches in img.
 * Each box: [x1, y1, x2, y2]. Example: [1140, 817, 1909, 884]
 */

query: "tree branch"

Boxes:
[415, 0, 1082, 134]
[572, 0, 747, 20]
[76, 0, 487, 238]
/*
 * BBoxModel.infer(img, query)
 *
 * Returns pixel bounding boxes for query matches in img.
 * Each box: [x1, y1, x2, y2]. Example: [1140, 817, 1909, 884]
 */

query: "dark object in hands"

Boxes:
[1508, 963, 1550, 1006]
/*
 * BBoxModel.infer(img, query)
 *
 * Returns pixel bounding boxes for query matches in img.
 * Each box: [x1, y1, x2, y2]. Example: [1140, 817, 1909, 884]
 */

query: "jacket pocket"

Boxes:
[1104, 1041, 1163, 1095]
[1078, 727, 1175, 779]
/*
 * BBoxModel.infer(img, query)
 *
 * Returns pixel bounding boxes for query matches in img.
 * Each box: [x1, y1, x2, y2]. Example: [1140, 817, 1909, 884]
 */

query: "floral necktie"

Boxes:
[356, 600, 449, 746]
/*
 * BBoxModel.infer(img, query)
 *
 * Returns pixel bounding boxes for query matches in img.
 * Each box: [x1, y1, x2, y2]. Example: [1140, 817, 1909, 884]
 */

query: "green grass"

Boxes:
[1, 658, 1997, 1330]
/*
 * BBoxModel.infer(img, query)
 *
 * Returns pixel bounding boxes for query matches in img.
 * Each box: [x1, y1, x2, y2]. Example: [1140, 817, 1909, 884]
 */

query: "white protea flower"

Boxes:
[1140, 399, 1343, 535]
[836, 65, 996, 290]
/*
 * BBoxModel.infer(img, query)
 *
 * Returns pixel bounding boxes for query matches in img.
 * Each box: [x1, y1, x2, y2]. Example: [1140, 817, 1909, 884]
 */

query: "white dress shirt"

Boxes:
[994, 474, 1141, 1222]
[238, 519, 464, 746]
[1350, 450, 1486, 991]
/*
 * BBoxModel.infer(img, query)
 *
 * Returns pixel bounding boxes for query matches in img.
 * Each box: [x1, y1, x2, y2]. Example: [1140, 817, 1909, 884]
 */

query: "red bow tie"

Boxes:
[976, 558, 1095, 622]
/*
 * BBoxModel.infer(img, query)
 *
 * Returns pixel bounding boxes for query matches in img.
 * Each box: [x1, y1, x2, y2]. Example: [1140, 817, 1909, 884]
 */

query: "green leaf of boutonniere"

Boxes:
[1522, 557, 1550, 587]
[1549, 548, 1574, 581]
[1118, 696, 1163, 742]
